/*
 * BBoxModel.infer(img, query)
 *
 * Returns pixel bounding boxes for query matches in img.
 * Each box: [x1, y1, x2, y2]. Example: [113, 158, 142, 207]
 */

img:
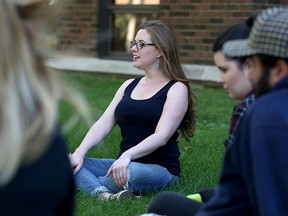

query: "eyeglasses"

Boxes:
[130, 40, 155, 50]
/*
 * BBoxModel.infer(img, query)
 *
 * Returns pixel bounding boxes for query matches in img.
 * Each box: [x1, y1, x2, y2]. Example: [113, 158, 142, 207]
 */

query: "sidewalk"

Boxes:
[46, 55, 220, 84]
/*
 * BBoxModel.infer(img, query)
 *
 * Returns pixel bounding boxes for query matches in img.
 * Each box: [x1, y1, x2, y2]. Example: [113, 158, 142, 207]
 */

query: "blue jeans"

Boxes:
[75, 158, 179, 196]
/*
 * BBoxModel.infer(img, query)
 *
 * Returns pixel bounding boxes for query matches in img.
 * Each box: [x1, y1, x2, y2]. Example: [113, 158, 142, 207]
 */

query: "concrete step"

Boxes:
[46, 55, 220, 84]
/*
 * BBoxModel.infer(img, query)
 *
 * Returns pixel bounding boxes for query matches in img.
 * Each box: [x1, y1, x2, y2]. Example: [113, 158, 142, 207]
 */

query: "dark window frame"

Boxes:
[98, 0, 159, 60]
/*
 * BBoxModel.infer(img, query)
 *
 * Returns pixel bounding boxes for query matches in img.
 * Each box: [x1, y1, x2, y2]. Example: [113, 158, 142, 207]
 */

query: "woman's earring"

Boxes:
[156, 61, 161, 70]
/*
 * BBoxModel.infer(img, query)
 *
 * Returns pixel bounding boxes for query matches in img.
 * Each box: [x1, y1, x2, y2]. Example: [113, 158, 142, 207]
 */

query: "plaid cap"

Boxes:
[223, 7, 288, 58]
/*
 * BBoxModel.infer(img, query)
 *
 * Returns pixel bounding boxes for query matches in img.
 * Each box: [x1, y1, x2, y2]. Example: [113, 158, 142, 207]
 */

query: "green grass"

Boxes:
[58, 72, 236, 216]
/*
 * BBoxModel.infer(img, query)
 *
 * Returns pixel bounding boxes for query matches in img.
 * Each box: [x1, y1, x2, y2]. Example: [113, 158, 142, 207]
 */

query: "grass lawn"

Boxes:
[59, 72, 236, 216]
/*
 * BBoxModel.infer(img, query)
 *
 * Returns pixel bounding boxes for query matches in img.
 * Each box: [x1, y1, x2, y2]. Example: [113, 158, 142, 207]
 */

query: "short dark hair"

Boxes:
[212, 15, 256, 53]
[212, 14, 257, 69]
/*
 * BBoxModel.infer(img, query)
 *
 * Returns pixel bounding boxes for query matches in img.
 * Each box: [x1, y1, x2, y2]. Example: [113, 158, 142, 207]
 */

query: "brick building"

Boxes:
[55, 0, 287, 67]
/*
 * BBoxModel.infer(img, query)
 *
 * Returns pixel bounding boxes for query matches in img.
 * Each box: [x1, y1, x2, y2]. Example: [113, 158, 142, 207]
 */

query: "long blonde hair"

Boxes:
[0, 0, 90, 186]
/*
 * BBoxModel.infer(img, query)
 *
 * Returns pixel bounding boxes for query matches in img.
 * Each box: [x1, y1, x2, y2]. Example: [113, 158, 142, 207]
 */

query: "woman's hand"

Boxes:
[107, 156, 131, 188]
[69, 152, 84, 175]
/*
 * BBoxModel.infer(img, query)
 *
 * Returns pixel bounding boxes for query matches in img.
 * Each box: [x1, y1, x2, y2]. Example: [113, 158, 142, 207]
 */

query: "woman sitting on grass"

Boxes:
[69, 20, 196, 202]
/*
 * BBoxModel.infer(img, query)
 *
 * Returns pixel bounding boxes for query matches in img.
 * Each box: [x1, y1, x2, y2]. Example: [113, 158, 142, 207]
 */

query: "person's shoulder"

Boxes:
[122, 78, 135, 85]
[250, 90, 288, 126]
[170, 81, 187, 91]
[167, 81, 188, 97]
[252, 89, 287, 111]
[123, 77, 142, 86]
[118, 78, 138, 91]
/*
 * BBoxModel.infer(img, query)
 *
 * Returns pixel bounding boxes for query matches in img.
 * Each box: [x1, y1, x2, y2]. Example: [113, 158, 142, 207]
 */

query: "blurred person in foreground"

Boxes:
[146, 15, 256, 216]
[0, 0, 90, 215]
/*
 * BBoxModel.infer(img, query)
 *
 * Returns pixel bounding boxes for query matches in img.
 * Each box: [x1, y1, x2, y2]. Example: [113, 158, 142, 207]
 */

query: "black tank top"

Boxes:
[115, 77, 180, 176]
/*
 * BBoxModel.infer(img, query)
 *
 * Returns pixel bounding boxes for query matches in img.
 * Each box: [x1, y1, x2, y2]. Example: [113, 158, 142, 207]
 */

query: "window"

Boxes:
[99, 0, 160, 60]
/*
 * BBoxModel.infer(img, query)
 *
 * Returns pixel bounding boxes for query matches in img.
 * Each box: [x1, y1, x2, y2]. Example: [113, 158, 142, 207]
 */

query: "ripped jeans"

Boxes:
[75, 158, 179, 196]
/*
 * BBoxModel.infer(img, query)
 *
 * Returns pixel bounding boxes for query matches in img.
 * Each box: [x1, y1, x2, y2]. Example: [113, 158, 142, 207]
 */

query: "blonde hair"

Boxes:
[0, 0, 90, 186]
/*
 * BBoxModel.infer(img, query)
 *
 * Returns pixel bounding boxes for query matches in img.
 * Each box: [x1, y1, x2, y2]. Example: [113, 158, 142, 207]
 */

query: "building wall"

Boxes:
[56, 0, 286, 66]
[56, 0, 99, 55]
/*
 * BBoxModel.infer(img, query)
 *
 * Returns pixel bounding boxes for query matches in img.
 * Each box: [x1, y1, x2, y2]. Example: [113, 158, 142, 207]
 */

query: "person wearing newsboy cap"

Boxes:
[196, 7, 288, 216]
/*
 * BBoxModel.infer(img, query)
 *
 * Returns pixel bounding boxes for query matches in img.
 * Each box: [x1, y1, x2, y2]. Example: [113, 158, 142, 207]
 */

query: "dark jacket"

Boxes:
[197, 77, 288, 216]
